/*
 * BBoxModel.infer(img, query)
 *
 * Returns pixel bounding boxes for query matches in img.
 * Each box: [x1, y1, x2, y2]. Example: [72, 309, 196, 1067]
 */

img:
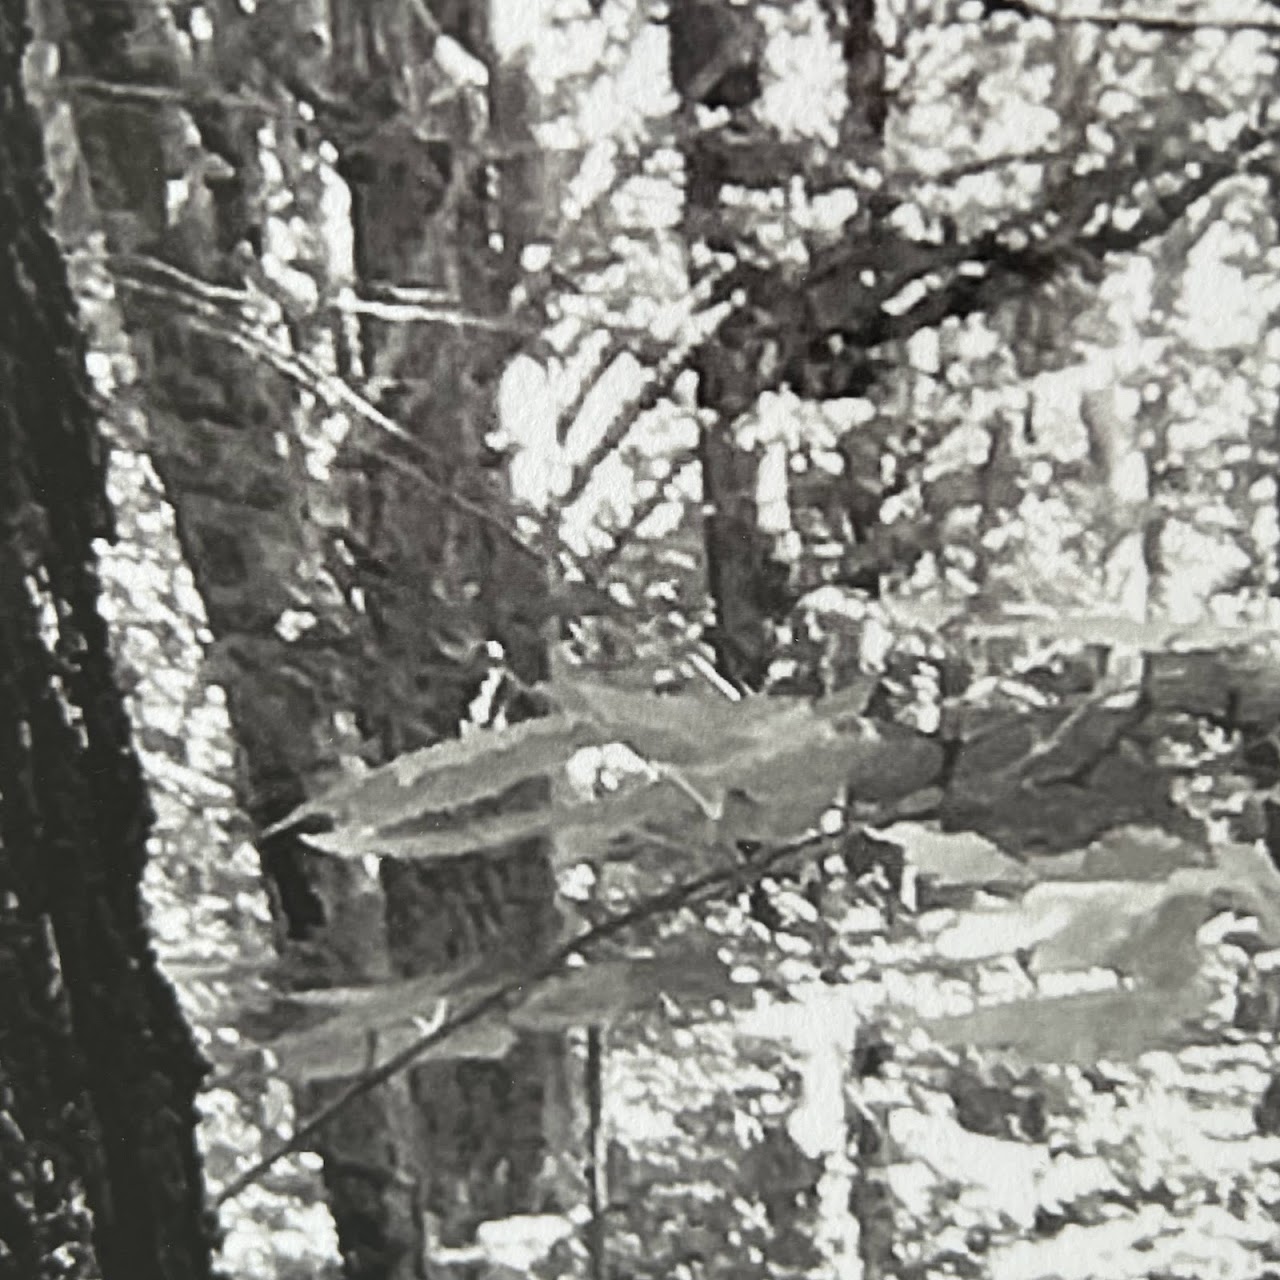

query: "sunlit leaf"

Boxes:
[890, 823, 1030, 888]
[267, 713, 596, 836]
[922, 979, 1214, 1065]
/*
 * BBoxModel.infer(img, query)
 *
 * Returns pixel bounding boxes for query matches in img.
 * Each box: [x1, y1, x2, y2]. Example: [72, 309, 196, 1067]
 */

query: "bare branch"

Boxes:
[890, 146, 1071, 188]
[596, 451, 700, 573]
[976, 0, 1280, 35]
[330, 293, 528, 333]
[560, 356, 689, 510]
[111, 272, 547, 566]
[871, 126, 1269, 349]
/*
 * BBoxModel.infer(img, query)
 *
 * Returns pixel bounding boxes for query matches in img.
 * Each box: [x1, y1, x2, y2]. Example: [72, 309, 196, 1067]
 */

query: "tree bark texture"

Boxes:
[669, 0, 787, 692]
[0, 7, 215, 1279]
[325, 0, 567, 1246]
[54, 2, 430, 1272]
[57, 0, 568, 1270]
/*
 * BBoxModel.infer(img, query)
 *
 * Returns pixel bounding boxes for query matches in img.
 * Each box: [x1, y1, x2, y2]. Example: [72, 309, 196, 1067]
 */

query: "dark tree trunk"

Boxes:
[0, 7, 215, 1279]
[669, 0, 785, 692]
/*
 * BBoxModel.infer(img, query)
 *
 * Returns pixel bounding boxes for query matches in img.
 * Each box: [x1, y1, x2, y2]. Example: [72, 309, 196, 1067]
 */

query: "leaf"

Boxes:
[268, 713, 596, 836]
[549, 667, 816, 766]
[269, 1009, 516, 1084]
[281, 669, 937, 864]
[891, 823, 1030, 888]
[1212, 839, 1280, 944]
[304, 775, 700, 862]
[941, 752, 1187, 856]
[1072, 826, 1207, 882]
[274, 958, 488, 1030]
[687, 715, 942, 842]
[1103, 894, 1210, 989]
[509, 952, 740, 1032]
[930, 873, 1215, 980]
[842, 721, 945, 804]
[922, 980, 1214, 1066]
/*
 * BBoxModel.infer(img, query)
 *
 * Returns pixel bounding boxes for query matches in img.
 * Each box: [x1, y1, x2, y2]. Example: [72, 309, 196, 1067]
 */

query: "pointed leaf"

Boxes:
[269, 1009, 516, 1084]
[549, 671, 806, 766]
[304, 775, 701, 862]
[891, 823, 1030, 888]
[275, 957, 489, 1031]
[922, 979, 1214, 1065]
[269, 713, 596, 836]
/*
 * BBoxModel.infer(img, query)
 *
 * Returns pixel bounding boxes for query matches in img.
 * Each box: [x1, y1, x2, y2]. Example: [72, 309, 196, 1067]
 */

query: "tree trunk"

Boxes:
[59, 0, 569, 1269]
[53, 2, 431, 1272]
[669, 0, 786, 692]
[325, 0, 567, 1247]
[0, 7, 215, 1278]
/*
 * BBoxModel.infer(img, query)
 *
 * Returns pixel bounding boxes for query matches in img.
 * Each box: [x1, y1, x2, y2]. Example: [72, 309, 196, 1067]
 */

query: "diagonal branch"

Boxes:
[705, 121, 1273, 406]
[977, 0, 1280, 35]
[596, 451, 701, 574]
[559, 354, 691, 510]
[112, 271, 549, 566]
[869, 126, 1270, 350]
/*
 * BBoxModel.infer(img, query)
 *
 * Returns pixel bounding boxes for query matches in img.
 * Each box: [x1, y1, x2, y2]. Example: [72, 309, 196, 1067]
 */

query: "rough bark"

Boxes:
[325, 0, 567, 1248]
[58, 0, 569, 1270]
[0, 7, 215, 1278]
[52, 2, 430, 1273]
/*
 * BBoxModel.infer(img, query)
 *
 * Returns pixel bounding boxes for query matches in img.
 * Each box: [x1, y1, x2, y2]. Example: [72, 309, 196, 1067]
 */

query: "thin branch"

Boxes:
[846, 124, 1271, 354]
[552, 331, 635, 446]
[978, 0, 1280, 34]
[361, 282, 459, 305]
[59, 74, 287, 118]
[560, 360, 689, 510]
[99, 252, 521, 334]
[406, 0, 444, 40]
[890, 147, 1071, 188]
[112, 274, 547, 565]
[330, 293, 529, 333]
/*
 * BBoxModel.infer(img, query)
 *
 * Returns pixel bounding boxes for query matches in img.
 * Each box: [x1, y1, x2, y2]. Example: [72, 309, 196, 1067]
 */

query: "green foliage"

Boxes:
[273, 669, 893, 863]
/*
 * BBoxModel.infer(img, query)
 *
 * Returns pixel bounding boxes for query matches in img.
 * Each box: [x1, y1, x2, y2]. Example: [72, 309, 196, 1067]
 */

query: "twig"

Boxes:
[552, 331, 634, 446]
[59, 74, 276, 115]
[976, 0, 1280, 35]
[1004, 681, 1130, 787]
[98, 253, 520, 334]
[594, 455, 699, 573]
[891, 147, 1069, 188]
[112, 274, 548, 566]
[330, 293, 528, 333]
